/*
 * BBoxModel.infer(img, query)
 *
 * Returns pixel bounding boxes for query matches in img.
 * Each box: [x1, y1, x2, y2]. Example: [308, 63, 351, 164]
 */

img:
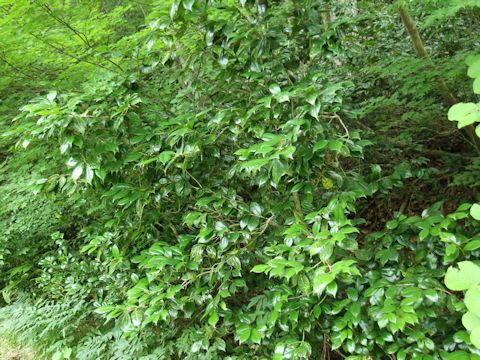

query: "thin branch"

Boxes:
[29, 32, 114, 72]
[0, 54, 37, 81]
[34, 1, 124, 73]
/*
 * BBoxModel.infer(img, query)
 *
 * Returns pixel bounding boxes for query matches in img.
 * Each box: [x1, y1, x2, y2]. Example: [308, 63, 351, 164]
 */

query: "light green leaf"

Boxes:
[448, 103, 480, 128]
[269, 266, 285, 277]
[191, 340, 202, 353]
[462, 311, 480, 331]
[465, 239, 480, 251]
[157, 151, 175, 164]
[72, 165, 83, 181]
[319, 243, 334, 262]
[445, 261, 480, 291]
[247, 216, 260, 231]
[280, 145, 296, 159]
[170, 0, 179, 19]
[124, 152, 142, 163]
[466, 55, 480, 66]
[85, 164, 94, 183]
[313, 140, 328, 152]
[471, 204, 480, 220]
[60, 141, 71, 154]
[183, 0, 194, 11]
[326, 281, 338, 297]
[63, 348, 72, 359]
[269, 84, 281, 95]
[328, 140, 343, 152]
[166, 284, 182, 298]
[250, 329, 261, 344]
[131, 309, 143, 327]
[95, 305, 116, 315]
[465, 285, 480, 318]
[236, 325, 251, 343]
[424, 289, 439, 302]
[386, 219, 398, 230]
[251, 264, 269, 273]
[112, 245, 120, 258]
[474, 77, 480, 94]
[471, 327, 480, 349]
[276, 93, 290, 103]
[250, 202, 262, 216]
[208, 311, 219, 326]
[47, 91, 57, 102]
[313, 272, 335, 295]
[468, 60, 480, 79]
[241, 158, 269, 172]
[448, 102, 474, 120]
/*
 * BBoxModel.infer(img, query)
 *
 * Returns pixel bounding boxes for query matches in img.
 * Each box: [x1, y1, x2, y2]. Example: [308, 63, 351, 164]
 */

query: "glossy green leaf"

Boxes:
[236, 325, 251, 343]
[72, 165, 83, 181]
[464, 239, 480, 251]
[313, 273, 334, 295]
[208, 311, 219, 326]
[250, 329, 261, 344]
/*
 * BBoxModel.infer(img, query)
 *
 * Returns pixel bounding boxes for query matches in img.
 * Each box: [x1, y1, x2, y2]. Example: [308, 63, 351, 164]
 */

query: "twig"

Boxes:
[34, 1, 124, 73]
[29, 32, 113, 72]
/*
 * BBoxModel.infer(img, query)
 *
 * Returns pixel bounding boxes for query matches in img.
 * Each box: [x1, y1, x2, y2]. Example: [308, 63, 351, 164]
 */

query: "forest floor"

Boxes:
[0, 338, 33, 360]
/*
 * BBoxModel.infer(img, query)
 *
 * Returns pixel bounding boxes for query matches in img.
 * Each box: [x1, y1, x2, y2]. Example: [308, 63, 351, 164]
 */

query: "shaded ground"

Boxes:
[0, 338, 34, 360]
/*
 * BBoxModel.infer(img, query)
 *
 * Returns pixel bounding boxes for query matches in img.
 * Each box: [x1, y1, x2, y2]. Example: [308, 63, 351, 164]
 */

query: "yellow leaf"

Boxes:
[322, 177, 334, 189]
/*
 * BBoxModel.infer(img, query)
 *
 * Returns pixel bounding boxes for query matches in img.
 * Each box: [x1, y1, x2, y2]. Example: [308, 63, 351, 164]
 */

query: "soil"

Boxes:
[0, 339, 34, 360]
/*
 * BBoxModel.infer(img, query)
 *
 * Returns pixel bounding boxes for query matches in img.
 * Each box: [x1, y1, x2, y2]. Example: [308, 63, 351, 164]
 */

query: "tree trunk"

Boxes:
[398, 5, 480, 153]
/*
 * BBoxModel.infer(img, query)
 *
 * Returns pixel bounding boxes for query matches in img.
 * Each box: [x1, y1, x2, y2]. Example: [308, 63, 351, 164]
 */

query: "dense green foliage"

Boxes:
[1, 0, 480, 359]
